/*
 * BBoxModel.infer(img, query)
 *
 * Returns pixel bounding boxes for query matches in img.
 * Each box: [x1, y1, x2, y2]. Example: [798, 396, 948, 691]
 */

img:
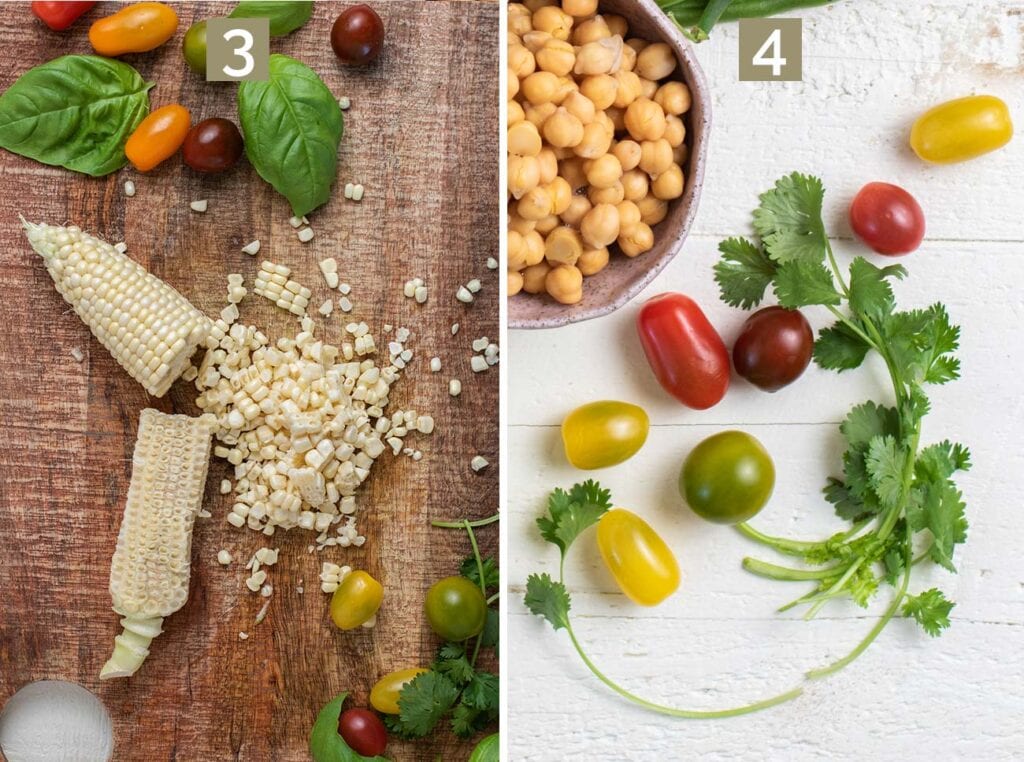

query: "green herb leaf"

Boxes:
[230, 1, 313, 35]
[916, 441, 972, 482]
[848, 257, 905, 321]
[0, 55, 152, 177]
[813, 321, 871, 371]
[395, 672, 460, 738]
[433, 649, 475, 686]
[773, 260, 841, 308]
[713, 237, 776, 308]
[309, 692, 391, 762]
[238, 54, 343, 217]
[841, 401, 900, 449]
[450, 703, 486, 738]
[461, 555, 499, 590]
[925, 481, 968, 571]
[864, 435, 908, 510]
[753, 172, 828, 263]
[823, 477, 866, 521]
[536, 480, 611, 554]
[462, 672, 499, 712]
[524, 573, 571, 631]
[903, 589, 954, 636]
[468, 733, 500, 762]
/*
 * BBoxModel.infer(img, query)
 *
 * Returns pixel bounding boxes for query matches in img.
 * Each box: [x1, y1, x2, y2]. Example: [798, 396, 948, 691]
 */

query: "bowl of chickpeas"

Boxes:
[507, 0, 710, 328]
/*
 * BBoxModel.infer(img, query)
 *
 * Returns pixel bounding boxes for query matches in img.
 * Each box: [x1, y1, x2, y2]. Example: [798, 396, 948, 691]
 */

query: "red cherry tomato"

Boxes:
[636, 293, 730, 409]
[848, 182, 925, 256]
[31, 1, 96, 30]
[732, 306, 813, 392]
[183, 118, 244, 174]
[330, 5, 385, 65]
[338, 708, 388, 757]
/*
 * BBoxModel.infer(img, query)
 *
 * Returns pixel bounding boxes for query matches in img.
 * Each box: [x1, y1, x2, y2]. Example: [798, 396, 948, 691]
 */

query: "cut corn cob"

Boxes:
[100, 409, 213, 679]
[22, 220, 212, 397]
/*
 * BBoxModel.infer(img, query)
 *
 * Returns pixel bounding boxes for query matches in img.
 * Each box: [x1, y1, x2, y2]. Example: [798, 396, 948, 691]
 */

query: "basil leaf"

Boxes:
[238, 54, 342, 217]
[469, 733, 500, 762]
[230, 1, 313, 36]
[0, 55, 152, 177]
[309, 692, 391, 762]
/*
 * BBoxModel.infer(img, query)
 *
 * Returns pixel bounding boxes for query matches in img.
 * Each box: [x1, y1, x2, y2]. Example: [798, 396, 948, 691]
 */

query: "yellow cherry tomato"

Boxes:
[561, 400, 649, 470]
[124, 104, 191, 172]
[89, 2, 178, 57]
[370, 668, 428, 714]
[329, 570, 384, 630]
[596, 508, 679, 606]
[910, 95, 1013, 164]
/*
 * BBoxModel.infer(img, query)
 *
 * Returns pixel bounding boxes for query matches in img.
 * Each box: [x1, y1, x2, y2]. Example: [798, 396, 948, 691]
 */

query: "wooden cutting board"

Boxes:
[0, 2, 498, 760]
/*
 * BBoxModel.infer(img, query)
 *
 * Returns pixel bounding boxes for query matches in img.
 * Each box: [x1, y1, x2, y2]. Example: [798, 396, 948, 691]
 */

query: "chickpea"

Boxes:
[536, 147, 558, 184]
[508, 70, 519, 100]
[544, 226, 584, 265]
[509, 32, 522, 47]
[521, 71, 560, 105]
[523, 261, 552, 294]
[619, 44, 637, 73]
[524, 101, 556, 129]
[624, 97, 666, 141]
[616, 199, 642, 236]
[545, 264, 584, 304]
[652, 163, 684, 200]
[625, 37, 647, 54]
[545, 176, 573, 215]
[536, 38, 575, 76]
[639, 77, 658, 100]
[541, 107, 583, 148]
[532, 6, 573, 40]
[580, 202, 620, 247]
[618, 222, 654, 258]
[507, 230, 527, 269]
[551, 144, 575, 160]
[523, 0, 554, 12]
[639, 138, 673, 175]
[509, 44, 536, 79]
[559, 156, 588, 190]
[508, 154, 541, 199]
[588, 181, 624, 205]
[577, 246, 609, 276]
[562, 91, 596, 124]
[552, 76, 578, 104]
[572, 15, 610, 45]
[603, 14, 628, 38]
[560, 194, 592, 226]
[663, 114, 685, 147]
[636, 42, 677, 80]
[535, 213, 560, 235]
[612, 70, 643, 108]
[508, 270, 525, 296]
[508, 99, 526, 126]
[584, 153, 622, 189]
[654, 81, 691, 116]
[606, 106, 626, 132]
[523, 230, 546, 265]
[592, 109, 615, 135]
[509, 120, 542, 156]
[635, 194, 668, 226]
[572, 122, 612, 158]
[508, 212, 537, 235]
[611, 139, 642, 171]
[518, 186, 552, 220]
[579, 74, 617, 110]
[508, 4, 532, 37]
[522, 30, 552, 53]
[673, 142, 689, 166]
[562, 0, 598, 17]
[620, 168, 649, 200]
[574, 37, 623, 76]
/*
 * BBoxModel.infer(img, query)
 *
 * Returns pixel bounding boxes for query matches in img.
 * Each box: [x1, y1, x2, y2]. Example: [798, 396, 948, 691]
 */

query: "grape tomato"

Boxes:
[330, 4, 385, 65]
[596, 508, 679, 606]
[183, 118, 244, 174]
[89, 2, 178, 57]
[732, 306, 813, 392]
[848, 182, 925, 256]
[124, 104, 190, 172]
[910, 94, 1013, 164]
[337, 708, 388, 757]
[370, 668, 428, 714]
[561, 400, 649, 470]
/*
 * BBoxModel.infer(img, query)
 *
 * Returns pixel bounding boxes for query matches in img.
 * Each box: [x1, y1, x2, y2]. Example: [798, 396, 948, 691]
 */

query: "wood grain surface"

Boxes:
[0, 2, 499, 761]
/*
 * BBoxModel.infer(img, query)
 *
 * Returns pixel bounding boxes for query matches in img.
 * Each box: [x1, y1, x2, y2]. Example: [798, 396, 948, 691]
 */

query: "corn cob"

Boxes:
[22, 220, 212, 397]
[100, 409, 212, 680]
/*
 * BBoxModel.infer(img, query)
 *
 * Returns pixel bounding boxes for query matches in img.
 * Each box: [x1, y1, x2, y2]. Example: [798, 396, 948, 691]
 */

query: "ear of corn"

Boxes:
[100, 408, 212, 680]
[22, 219, 212, 397]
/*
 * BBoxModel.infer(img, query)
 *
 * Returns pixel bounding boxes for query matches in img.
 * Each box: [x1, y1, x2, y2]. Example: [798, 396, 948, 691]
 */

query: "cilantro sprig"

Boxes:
[717, 172, 968, 679]
[525, 480, 804, 718]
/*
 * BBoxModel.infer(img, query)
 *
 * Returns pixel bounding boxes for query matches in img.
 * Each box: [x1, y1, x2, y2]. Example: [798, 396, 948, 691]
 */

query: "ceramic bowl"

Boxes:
[509, 0, 711, 329]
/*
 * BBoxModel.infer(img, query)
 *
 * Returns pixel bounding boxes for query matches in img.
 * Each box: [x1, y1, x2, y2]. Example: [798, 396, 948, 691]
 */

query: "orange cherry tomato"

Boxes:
[89, 2, 178, 57]
[125, 105, 191, 172]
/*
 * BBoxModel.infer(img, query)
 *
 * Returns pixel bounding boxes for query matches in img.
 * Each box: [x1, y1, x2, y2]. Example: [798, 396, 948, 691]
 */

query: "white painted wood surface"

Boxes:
[507, 1, 1024, 759]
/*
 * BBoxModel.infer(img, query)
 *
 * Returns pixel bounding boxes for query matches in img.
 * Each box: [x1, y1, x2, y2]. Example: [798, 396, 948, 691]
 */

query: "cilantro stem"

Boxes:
[742, 557, 846, 581]
[736, 518, 871, 556]
[802, 557, 866, 619]
[464, 519, 488, 668]
[432, 513, 500, 529]
[487, 592, 500, 605]
[825, 240, 850, 298]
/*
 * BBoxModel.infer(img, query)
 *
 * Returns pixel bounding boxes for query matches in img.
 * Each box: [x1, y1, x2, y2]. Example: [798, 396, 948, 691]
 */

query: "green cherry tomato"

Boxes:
[329, 570, 383, 630]
[182, 19, 208, 75]
[910, 94, 1013, 164]
[425, 576, 487, 641]
[680, 431, 775, 524]
[370, 668, 428, 714]
[561, 400, 649, 470]
[596, 508, 680, 606]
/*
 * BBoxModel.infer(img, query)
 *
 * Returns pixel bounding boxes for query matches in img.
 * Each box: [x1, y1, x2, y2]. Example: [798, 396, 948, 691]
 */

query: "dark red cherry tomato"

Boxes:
[31, 1, 96, 31]
[330, 4, 385, 65]
[338, 708, 388, 757]
[732, 306, 813, 392]
[636, 293, 730, 409]
[848, 182, 925, 256]
[182, 118, 244, 174]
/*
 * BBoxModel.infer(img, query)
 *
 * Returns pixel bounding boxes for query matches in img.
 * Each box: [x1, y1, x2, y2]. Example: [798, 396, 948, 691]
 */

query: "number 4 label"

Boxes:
[206, 17, 270, 82]
[739, 19, 802, 82]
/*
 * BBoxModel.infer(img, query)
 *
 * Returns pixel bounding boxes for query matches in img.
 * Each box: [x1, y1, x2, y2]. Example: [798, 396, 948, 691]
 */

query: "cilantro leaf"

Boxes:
[450, 703, 488, 738]
[536, 480, 611, 555]
[773, 260, 841, 308]
[813, 321, 871, 371]
[395, 672, 460, 738]
[903, 588, 954, 636]
[433, 649, 475, 686]
[883, 546, 905, 587]
[714, 237, 776, 308]
[524, 573, 570, 631]
[479, 607, 499, 651]
[848, 257, 904, 321]
[865, 435, 908, 510]
[841, 401, 900, 450]
[461, 555, 499, 590]
[753, 172, 828, 263]
[823, 477, 866, 521]
[916, 440, 972, 482]
[925, 481, 968, 571]
[462, 672, 499, 712]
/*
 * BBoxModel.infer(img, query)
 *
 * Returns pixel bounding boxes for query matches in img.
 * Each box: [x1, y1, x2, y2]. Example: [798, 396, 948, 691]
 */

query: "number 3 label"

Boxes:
[738, 19, 802, 82]
[206, 18, 269, 82]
